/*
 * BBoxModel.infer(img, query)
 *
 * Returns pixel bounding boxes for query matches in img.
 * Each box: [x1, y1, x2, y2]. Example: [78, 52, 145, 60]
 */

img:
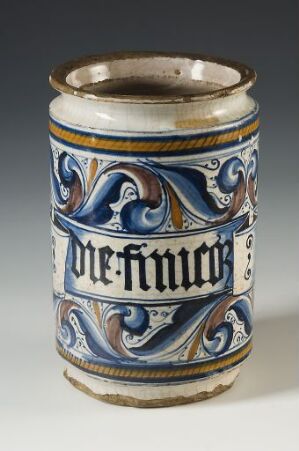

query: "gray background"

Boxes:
[1, 1, 298, 450]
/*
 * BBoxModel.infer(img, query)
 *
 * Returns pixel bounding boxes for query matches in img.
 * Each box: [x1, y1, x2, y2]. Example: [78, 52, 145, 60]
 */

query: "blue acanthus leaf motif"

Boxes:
[216, 157, 245, 194]
[201, 294, 252, 357]
[50, 150, 258, 234]
[50, 151, 86, 212]
[55, 292, 253, 365]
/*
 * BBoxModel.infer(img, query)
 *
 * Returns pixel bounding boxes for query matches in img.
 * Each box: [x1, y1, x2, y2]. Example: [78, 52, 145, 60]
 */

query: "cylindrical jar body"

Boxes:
[49, 53, 258, 407]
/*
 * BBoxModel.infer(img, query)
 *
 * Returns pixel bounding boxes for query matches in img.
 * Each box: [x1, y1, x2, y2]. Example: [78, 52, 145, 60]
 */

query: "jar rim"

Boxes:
[49, 51, 256, 104]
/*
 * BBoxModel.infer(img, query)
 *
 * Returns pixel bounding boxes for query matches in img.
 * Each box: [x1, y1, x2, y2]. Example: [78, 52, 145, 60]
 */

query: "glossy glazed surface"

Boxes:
[49, 53, 258, 404]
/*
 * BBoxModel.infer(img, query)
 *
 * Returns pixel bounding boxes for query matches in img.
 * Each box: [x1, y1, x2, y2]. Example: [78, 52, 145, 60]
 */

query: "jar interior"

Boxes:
[66, 56, 242, 97]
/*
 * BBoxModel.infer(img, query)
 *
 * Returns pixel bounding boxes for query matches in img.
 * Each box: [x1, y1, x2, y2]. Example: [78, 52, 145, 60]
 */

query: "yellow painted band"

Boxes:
[49, 119, 259, 153]
[57, 341, 252, 380]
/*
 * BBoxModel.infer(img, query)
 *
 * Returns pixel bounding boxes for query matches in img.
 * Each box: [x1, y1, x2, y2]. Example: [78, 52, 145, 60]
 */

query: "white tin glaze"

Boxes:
[49, 52, 258, 406]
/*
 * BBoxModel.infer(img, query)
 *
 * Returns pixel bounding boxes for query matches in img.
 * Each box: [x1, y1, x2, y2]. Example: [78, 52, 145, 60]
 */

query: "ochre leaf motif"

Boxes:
[87, 158, 98, 191]
[165, 182, 184, 230]
[187, 323, 204, 361]
[93, 301, 101, 327]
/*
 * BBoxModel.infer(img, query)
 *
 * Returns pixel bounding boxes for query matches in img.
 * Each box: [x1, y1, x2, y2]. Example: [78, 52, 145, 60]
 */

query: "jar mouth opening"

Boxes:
[49, 52, 256, 104]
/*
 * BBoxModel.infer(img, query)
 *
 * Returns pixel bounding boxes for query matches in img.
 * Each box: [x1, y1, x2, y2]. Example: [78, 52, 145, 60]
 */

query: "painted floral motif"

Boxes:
[50, 148, 258, 234]
[55, 290, 253, 366]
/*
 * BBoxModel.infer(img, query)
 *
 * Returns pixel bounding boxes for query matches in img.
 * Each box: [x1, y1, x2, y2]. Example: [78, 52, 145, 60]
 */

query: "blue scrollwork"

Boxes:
[56, 292, 253, 365]
[51, 150, 258, 234]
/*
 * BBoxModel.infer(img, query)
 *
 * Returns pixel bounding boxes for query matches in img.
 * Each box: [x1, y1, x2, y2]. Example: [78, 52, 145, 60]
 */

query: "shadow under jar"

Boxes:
[49, 52, 259, 407]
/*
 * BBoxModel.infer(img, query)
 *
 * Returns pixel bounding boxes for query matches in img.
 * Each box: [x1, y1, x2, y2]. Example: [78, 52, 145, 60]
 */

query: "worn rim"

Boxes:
[49, 51, 256, 104]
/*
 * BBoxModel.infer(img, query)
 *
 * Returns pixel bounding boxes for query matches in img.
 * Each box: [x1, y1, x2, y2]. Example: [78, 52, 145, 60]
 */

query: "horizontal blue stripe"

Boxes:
[63, 350, 250, 383]
[50, 106, 259, 143]
[58, 340, 251, 383]
[50, 129, 259, 157]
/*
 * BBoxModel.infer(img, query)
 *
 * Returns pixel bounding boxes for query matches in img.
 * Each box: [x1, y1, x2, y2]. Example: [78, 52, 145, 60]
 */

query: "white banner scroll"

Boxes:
[52, 212, 256, 305]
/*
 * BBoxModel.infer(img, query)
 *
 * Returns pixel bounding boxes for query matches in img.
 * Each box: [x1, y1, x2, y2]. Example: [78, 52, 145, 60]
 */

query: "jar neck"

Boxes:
[50, 92, 256, 133]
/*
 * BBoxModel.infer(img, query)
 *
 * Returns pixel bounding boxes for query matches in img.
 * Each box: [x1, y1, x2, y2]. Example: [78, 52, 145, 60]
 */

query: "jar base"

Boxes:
[63, 365, 240, 408]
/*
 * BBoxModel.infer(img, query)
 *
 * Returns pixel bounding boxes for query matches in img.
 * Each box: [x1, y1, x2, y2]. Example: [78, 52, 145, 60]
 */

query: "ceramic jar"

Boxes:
[49, 52, 258, 407]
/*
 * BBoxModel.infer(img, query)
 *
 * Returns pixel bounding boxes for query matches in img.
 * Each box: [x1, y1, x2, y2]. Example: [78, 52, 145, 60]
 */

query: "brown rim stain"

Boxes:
[49, 51, 257, 104]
